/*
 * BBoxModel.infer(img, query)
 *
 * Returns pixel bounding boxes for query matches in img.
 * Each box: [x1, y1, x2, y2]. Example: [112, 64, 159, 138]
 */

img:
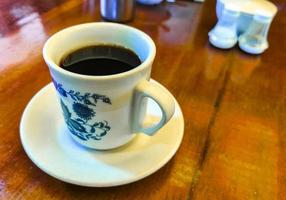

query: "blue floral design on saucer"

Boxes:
[52, 79, 111, 141]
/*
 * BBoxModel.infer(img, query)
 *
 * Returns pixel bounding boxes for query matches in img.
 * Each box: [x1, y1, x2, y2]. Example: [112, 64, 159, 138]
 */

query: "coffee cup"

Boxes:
[43, 22, 175, 150]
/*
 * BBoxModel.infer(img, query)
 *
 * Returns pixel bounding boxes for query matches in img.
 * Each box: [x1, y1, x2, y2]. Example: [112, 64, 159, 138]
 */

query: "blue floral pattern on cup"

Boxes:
[53, 79, 112, 141]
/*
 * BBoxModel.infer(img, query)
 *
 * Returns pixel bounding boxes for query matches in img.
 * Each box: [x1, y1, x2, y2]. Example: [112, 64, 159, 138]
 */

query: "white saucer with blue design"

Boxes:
[20, 79, 184, 187]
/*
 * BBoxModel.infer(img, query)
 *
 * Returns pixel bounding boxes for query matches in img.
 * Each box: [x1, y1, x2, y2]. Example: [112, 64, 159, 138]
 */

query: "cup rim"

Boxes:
[43, 22, 156, 80]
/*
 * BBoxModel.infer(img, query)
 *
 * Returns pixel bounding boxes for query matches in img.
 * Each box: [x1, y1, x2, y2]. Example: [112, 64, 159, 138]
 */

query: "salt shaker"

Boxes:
[100, 0, 135, 23]
[208, 5, 240, 49]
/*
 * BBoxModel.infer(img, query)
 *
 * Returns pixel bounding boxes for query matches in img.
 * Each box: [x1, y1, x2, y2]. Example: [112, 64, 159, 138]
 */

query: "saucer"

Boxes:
[20, 79, 184, 187]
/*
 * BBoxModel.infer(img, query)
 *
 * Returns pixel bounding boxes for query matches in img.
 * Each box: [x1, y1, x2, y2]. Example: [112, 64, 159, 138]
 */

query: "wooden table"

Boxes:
[1, 0, 286, 199]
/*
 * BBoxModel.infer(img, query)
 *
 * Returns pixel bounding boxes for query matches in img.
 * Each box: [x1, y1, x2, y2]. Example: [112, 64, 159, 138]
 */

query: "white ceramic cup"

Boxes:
[43, 22, 175, 150]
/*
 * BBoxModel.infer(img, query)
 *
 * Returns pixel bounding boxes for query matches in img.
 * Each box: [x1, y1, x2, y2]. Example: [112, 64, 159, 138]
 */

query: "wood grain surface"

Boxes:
[0, 0, 286, 199]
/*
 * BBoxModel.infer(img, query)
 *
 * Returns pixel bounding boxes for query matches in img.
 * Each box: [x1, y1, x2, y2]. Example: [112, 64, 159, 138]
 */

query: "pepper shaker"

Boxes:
[100, 0, 135, 23]
[238, 11, 273, 54]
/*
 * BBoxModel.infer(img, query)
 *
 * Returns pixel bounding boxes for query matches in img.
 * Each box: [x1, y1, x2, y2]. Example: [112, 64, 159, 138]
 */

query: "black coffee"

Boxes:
[60, 45, 141, 76]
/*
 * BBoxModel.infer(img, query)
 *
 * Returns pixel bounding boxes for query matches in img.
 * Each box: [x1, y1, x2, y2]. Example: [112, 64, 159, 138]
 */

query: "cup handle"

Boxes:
[132, 80, 175, 136]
